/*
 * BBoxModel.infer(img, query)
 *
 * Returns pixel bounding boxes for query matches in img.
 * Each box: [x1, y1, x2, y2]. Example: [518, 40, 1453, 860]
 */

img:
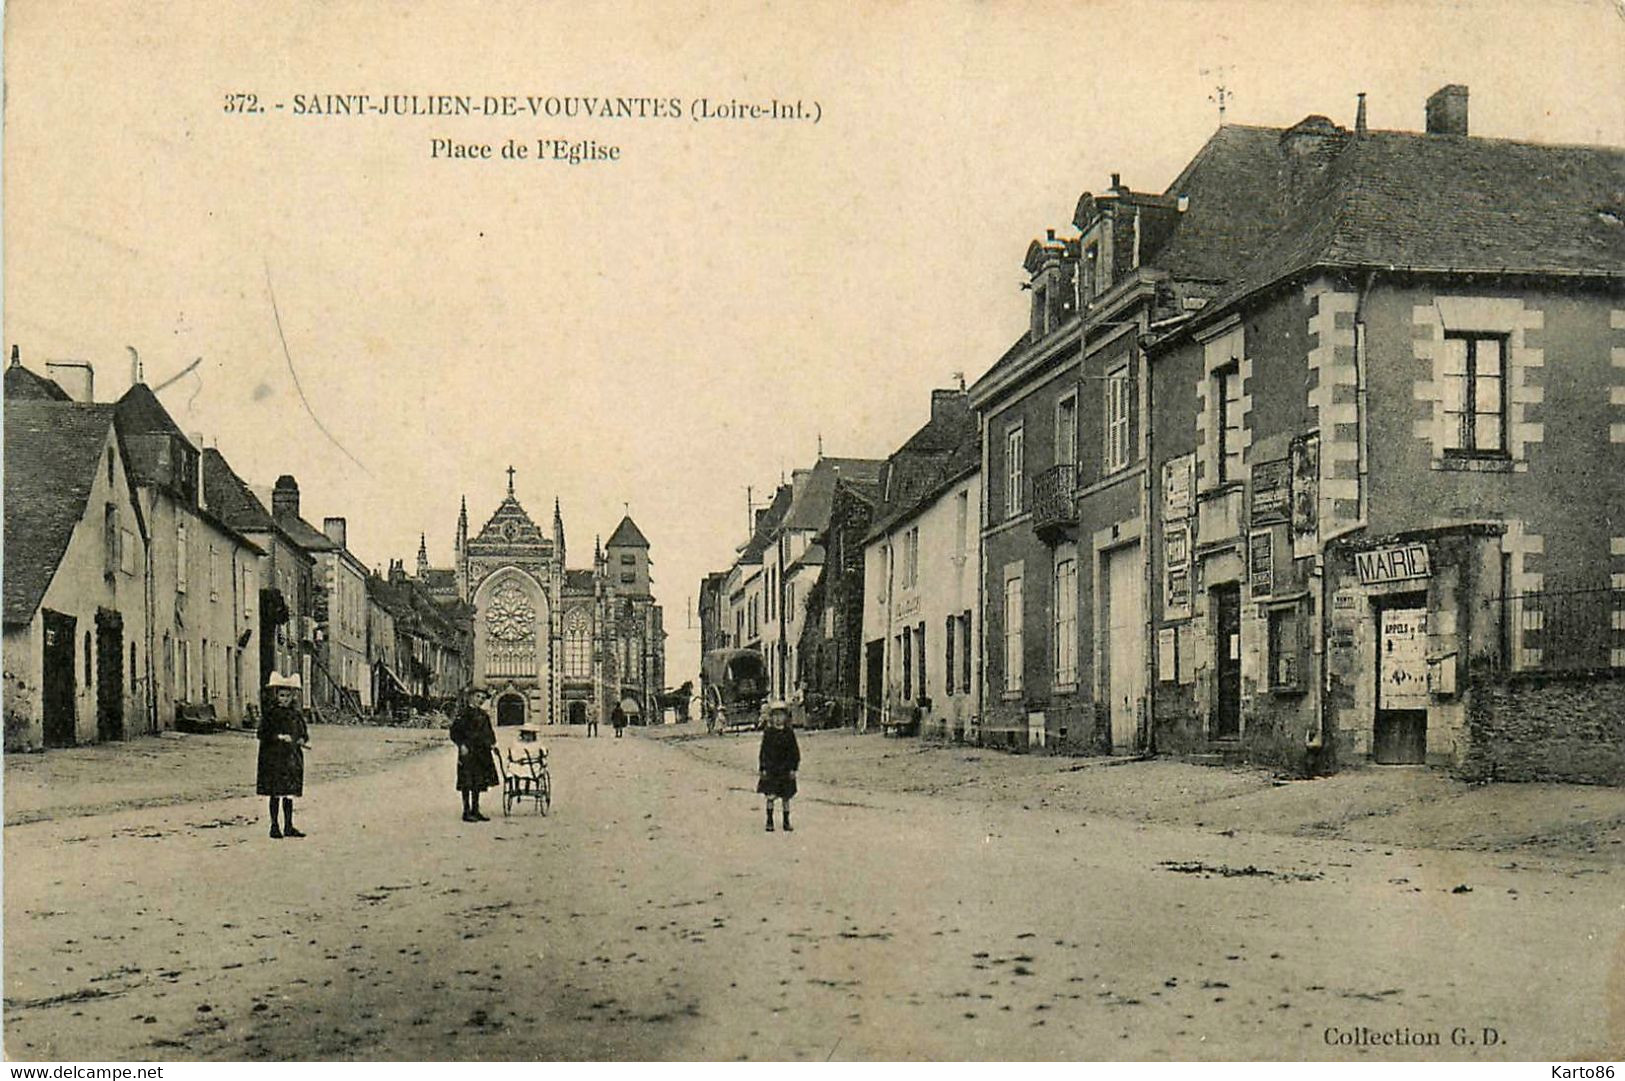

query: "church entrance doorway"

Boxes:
[568, 701, 587, 725]
[496, 693, 526, 726]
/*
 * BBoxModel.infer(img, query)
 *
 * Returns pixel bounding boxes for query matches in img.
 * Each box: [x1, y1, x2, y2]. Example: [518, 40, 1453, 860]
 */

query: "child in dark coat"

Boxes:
[757, 702, 800, 832]
[257, 673, 310, 839]
[450, 688, 499, 822]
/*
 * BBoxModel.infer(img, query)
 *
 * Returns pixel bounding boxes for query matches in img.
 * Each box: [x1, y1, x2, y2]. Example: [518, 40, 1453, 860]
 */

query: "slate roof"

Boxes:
[421, 568, 457, 592]
[202, 449, 275, 532]
[1192, 128, 1625, 323]
[469, 494, 550, 549]
[4, 402, 122, 624]
[606, 516, 650, 549]
[737, 484, 794, 566]
[867, 397, 982, 541]
[781, 458, 886, 532]
[564, 568, 596, 592]
[4, 363, 71, 401]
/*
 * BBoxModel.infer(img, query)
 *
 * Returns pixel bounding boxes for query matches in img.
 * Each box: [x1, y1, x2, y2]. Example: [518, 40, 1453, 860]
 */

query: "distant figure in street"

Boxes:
[757, 701, 800, 832]
[611, 704, 627, 738]
[257, 672, 310, 839]
[450, 687, 498, 822]
[587, 711, 599, 737]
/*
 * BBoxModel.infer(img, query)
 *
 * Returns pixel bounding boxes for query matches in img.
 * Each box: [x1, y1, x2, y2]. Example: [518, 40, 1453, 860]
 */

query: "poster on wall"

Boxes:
[1290, 432, 1320, 557]
[1249, 529, 1274, 597]
[1164, 565, 1193, 620]
[1251, 458, 1291, 525]
[1162, 453, 1195, 522]
[1163, 523, 1193, 620]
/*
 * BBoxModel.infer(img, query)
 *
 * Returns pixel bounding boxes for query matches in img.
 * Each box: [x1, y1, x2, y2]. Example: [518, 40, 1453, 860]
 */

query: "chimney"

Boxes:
[323, 516, 348, 550]
[1425, 84, 1468, 136]
[272, 475, 301, 519]
[931, 387, 968, 422]
[1355, 92, 1367, 135]
[45, 361, 94, 402]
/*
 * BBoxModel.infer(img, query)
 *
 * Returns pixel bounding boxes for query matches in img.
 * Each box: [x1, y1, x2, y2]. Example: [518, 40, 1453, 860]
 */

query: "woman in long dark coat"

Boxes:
[257, 674, 310, 839]
[611, 703, 627, 738]
[450, 688, 499, 821]
[757, 701, 800, 832]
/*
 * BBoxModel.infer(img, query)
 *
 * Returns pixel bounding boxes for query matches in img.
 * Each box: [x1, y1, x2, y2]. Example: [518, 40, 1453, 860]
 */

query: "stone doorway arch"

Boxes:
[496, 693, 526, 727]
[568, 701, 587, 725]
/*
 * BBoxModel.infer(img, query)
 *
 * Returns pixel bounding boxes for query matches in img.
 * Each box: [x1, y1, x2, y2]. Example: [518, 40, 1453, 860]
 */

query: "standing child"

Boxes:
[757, 701, 800, 832]
[257, 673, 310, 838]
[450, 687, 499, 822]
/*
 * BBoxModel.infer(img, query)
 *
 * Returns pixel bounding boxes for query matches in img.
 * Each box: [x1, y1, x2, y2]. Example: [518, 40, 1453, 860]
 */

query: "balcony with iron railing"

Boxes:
[1032, 463, 1078, 543]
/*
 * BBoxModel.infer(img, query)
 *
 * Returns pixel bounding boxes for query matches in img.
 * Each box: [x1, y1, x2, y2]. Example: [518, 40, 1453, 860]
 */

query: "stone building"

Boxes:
[3, 396, 150, 749]
[1144, 87, 1624, 778]
[438, 469, 665, 726]
[861, 389, 981, 739]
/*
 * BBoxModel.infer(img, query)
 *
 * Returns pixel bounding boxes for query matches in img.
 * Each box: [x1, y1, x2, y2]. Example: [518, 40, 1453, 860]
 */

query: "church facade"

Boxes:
[437, 470, 665, 727]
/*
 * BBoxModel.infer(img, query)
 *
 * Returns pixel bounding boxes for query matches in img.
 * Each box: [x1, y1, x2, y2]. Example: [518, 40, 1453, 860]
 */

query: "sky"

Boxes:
[5, 0, 1623, 683]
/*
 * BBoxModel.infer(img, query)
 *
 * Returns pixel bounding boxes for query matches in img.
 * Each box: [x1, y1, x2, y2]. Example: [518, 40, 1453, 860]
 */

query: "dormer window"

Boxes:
[1083, 241, 1101, 299]
[1032, 283, 1050, 338]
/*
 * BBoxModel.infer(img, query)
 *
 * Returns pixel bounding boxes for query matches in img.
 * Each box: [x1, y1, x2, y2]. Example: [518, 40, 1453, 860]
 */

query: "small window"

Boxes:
[1215, 363, 1243, 483]
[1268, 605, 1307, 692]
[1005, 424, 1025, 518]
[1056, 393, 1078, 468]
[1442, 334, 1508, 455]
[1054, 558, 1078, 685]
[960, 611, 973, 695]
[1004, 574, 1024, 693]
[1104, 367, 1131, 472]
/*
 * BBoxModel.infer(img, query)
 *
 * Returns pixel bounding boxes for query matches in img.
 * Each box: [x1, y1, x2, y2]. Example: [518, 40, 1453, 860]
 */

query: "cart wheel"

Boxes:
[540, 772, 551, 816]
[503, 787, 514, 817]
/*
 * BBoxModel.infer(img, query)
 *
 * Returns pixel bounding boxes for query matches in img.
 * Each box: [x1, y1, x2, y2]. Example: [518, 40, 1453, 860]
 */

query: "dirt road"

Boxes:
[5, 728, 1621, 1060]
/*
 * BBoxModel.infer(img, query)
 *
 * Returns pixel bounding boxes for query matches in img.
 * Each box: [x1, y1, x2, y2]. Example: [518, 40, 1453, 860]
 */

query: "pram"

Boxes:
[495, 744, 551, 816]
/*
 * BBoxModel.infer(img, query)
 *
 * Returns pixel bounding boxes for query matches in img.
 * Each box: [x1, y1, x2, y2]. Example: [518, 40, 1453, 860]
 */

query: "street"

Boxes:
[5, 727, 1622, 1061]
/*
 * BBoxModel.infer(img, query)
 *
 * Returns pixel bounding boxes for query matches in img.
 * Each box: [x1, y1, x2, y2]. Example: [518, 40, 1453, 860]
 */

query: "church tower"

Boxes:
[416, 533, 430, 579]
[454, 496, 469, 600]
[604, 515, 652, 598]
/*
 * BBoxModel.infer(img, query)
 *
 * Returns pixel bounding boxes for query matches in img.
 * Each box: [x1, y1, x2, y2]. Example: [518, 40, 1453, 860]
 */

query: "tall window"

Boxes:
[1056, 393, 1078, 468]
[916, 622, 927, 702]
[960, 611, 973, 694]
[1083, 242, 1100, 299]
[1005, 424, 1025, 518]
[1215, 363, 1243, 483]
[945, 614, 956, 695]
[104, 504, 119, 577]
[901, 631, 912, 700]
[1054, 558, 1078, 685]
[176, 522, 188, 593]
[209, 545, 219, 601]
[903, 527, 920, 589]
[1443, 334, 1507, 455]
[564, 609, 591, 677]
[1004, 574, 1024, 693]
[1105, 367, 1131, 472]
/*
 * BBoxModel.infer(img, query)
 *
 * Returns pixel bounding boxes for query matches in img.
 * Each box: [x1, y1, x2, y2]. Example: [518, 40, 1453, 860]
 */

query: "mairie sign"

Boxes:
[1355, 542, 1431, 585]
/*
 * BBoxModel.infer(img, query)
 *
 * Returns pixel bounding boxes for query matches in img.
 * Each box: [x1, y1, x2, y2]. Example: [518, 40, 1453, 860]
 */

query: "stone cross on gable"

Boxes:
[506, 465, 516, 496]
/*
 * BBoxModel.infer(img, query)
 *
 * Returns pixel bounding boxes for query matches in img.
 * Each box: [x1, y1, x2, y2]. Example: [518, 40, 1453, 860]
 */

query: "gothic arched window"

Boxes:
[564, 609, 591, 678]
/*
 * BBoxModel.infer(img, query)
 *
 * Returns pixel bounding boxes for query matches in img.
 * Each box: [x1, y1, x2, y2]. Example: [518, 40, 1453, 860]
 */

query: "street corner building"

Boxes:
[3, 392, 149, 749]
[969, 85, 1624, 781]
[438, 469, 666, 727]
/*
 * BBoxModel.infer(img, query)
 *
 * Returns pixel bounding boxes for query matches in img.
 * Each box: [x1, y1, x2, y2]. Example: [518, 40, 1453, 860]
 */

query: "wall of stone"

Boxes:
[1459, 669, 1625, 785]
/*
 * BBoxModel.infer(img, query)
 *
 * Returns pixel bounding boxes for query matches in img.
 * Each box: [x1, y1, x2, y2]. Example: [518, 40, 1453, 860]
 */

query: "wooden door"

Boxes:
[1213, 584, 1241, 740]
[42, 610, 77, 747]
[1106, 543, 1143, 751]
[1376, 605, 1428, 764]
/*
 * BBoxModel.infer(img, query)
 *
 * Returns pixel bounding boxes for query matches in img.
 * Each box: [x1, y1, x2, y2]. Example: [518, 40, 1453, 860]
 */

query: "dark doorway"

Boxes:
[496, 693, 526, 726]
[865, 640, 884, 728]
[1375, 601, 1429, 764]
[1212, 584, 1242, 740]
[95, 609, 125, 742]
[568, 701, 587, 725]
[42, 609, 77, 747]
